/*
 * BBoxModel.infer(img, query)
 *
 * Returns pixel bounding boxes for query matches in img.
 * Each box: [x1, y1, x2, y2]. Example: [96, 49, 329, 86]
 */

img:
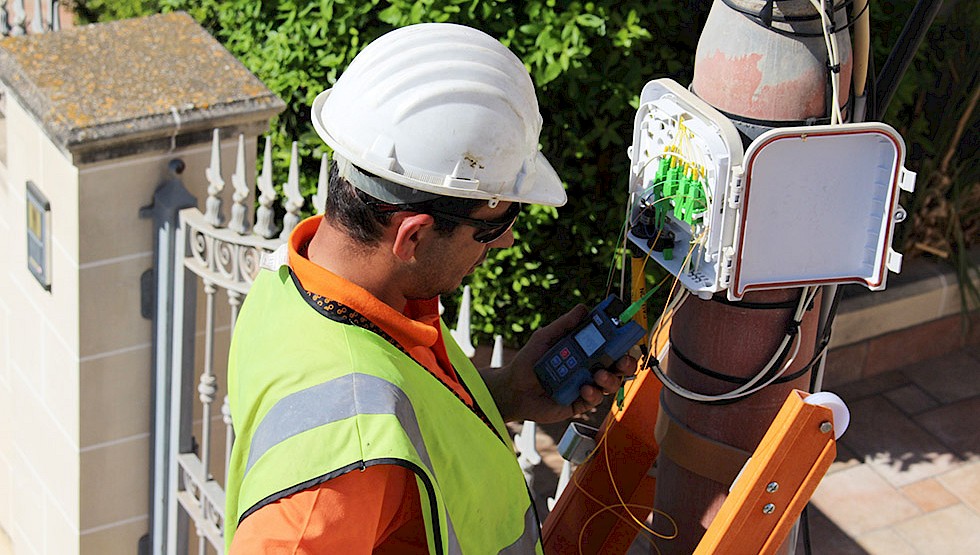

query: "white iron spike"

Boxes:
[514, 420, 541, 488]
[450, 285, 476, 358]
[312, 154, 329, 215]
[204, 129, 226, 228]
[279, 141, 304, 240]
[229, 134, 251, 235]
[205, 129, 224, 195]
[490, 335, 505, 368]
[548, 461, 573, 511]
[12, 0, 26, 36]
[253, 137, 278, 239]
[258, 136, 275, 202]
[30, 0, 42, 34]
[51, 1, 60, 32]
[285, 142, 301, 202]
[232, 134, 248, 201]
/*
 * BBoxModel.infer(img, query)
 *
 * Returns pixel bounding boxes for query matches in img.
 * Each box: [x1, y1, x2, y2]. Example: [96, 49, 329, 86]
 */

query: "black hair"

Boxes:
[323, 162, 484, 246]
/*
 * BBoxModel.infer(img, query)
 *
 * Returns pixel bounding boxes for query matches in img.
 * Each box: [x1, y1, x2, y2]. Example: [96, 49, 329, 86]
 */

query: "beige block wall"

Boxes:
[0, 93, 81, 555]
[0, 83, 261, 554]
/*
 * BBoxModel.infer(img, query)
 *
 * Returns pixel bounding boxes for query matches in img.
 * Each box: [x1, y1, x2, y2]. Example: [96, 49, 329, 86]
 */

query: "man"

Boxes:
[224, 22, 634, 554]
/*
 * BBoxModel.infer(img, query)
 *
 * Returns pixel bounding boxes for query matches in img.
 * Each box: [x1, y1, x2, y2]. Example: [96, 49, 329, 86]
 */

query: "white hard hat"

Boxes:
[311, 23, 567, 207]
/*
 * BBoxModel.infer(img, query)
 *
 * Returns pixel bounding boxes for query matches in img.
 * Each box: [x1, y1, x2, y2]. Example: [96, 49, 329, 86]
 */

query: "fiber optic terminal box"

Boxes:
[626, 78, 917, 301]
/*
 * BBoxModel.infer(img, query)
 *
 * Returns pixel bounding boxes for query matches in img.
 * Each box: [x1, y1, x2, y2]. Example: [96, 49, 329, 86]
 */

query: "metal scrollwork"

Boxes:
[214, 238, 236, 281]
[181, 211, 281, 295]
[188, 226, 210, 269]
[239, 246, 262, 285]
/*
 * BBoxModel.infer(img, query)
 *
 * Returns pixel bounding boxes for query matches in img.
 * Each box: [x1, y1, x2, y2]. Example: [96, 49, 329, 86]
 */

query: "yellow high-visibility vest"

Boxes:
[225, 266, 541, 554]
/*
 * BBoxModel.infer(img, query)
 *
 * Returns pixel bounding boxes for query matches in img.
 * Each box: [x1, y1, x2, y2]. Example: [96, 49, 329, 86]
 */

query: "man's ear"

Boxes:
[391, 213, 435, 262]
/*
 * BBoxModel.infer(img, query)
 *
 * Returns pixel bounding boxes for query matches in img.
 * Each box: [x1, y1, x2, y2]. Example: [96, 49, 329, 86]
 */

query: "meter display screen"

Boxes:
[574, 324, 604, 357]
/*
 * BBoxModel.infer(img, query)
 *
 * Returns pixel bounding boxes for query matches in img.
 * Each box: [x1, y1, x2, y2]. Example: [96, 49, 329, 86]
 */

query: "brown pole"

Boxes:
[649, 0, 850, 551]
[653, 288, 820, 554]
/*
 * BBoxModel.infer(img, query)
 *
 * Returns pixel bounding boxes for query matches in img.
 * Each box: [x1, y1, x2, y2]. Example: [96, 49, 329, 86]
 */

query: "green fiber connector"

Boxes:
[664, 165, 681, 200]
[673, 175, 685, 222]
[664, 247, 674, 261]
[647, 179, 667, 228]
[692, 179, 707, 218]
[654, 183, 667, 227]
[676, 174, 695, 224]
[655, 156, 670, 184]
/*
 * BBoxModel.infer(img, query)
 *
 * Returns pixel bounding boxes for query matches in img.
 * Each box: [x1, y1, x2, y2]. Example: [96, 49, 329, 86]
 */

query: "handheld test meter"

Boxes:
[533, 294, 646, 406]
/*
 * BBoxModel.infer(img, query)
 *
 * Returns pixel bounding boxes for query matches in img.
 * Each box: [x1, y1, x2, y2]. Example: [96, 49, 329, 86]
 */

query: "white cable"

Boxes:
[653, 331, 796, 403]
[652, 287, 818, 402]
[649, 286, 689, 356]
[811, 0, 843, 124]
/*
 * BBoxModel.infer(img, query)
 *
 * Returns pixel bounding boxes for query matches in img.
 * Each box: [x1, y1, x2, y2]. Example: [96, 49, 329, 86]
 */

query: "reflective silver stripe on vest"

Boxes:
[246, 372, 521, 554]
[500, 505, 540, 555]
[245, 372, 432, 473]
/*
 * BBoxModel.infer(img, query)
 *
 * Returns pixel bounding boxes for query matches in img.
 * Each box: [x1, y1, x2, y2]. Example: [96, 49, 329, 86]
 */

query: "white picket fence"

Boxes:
[149, 130, 551, 554]
[0, 0, 62, 36]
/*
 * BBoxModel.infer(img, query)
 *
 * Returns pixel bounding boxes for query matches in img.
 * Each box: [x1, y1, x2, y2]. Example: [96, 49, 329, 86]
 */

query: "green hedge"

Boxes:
[75, 0, 976, 344]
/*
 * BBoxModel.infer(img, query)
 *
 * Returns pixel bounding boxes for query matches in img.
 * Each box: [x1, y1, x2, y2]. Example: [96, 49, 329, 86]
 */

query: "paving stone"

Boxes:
[841, 396, 961, 487]
[900, 478, 960, 513]
[828, 441, 862, 475]
[937, 461, 980, 514]
[796, 505, 868, 555]
[831, 370, 910, 403]
[918, 396, 980, 461]
[893, 504, 980, 554]
[884, 384, 940, 415]
[810, 464, 921, 537]
[855, 528, 918, 555]
[902, 351, 980, 404]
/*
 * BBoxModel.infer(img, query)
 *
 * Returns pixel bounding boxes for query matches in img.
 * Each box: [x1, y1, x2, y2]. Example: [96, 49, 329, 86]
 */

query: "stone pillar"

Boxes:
[0, 13, 283, 554]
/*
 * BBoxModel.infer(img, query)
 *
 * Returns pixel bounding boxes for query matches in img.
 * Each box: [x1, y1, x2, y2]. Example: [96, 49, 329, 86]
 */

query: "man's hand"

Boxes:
[483, 305, 639, 424]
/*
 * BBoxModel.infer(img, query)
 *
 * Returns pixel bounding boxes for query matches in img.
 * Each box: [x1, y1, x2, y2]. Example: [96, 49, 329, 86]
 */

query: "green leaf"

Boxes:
[576, 14, 603, 28]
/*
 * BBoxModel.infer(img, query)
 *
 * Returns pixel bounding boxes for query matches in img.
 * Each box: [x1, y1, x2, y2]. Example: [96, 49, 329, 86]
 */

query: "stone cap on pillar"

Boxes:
[0, 11, 286, 163]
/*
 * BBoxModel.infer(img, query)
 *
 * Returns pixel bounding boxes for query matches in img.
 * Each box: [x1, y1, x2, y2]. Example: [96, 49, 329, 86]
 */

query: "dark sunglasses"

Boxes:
[424, 202, 523, 244]
[359, 190, 522, 244]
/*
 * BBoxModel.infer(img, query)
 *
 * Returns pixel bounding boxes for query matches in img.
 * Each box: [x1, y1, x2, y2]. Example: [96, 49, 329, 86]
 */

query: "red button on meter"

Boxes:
[560, 348, 570, 359]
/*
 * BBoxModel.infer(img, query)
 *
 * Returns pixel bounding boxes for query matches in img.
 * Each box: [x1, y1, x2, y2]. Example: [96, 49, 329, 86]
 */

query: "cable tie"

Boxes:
[760, 0, 775, 27]
[643, 354, 660, 372]
[786, 321, 801, 338]
[828, 63, 841, 74]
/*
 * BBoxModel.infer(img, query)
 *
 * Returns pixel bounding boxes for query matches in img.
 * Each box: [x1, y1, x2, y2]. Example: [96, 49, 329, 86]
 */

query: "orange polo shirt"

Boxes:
[229, 216, 475, 554]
